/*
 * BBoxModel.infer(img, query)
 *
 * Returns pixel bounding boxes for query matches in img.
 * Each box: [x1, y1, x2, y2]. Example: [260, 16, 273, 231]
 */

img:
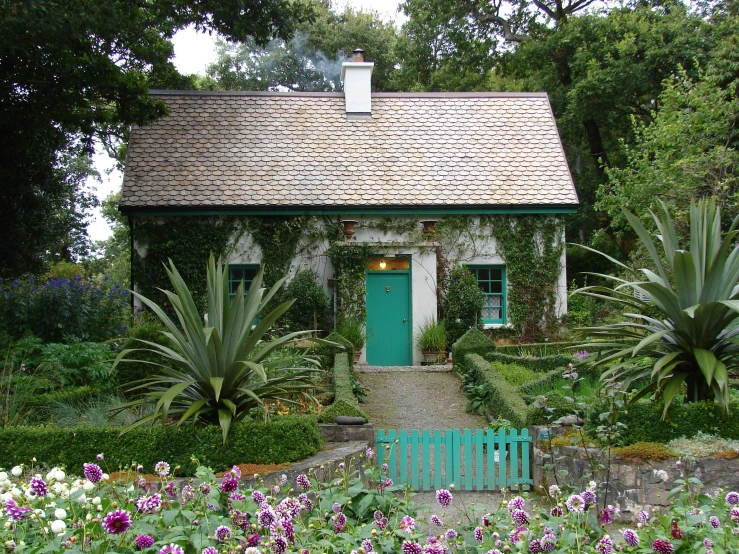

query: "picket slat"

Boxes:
[410, 430, 419, 490]
[463, 429, 473, 491]
[387, 429, 397, 480]
[433, 430, 442, 490]
[474, 429, 484, 491]
[422, 430, 431, 491]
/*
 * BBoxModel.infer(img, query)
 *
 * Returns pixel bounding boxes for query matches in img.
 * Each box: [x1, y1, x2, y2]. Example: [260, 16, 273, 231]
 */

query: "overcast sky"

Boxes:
[86, 0, 406, 243]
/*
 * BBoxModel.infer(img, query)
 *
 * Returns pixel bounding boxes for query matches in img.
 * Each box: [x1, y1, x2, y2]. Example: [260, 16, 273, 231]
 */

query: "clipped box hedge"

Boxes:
[494, 341, 582, 356]
[612, 401, 739, 446]
[483, 350, 573, 373]
[452, 328, 495, 374]
[313, 331, 353, 369]
[465, 354, 528, 429]
[0, 416, 321, 475]
[317, 352, 369, 423]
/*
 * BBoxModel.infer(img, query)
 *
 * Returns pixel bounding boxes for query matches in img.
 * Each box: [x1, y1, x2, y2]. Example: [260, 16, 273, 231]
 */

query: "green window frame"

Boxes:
[228, 264, 259, 303]
[468, 265, 506, 324]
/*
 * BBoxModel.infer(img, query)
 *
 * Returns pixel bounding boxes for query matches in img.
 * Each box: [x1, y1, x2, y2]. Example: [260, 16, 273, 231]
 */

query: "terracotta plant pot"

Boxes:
[422, 350, 445, 364]
[353, 350, 361, 363]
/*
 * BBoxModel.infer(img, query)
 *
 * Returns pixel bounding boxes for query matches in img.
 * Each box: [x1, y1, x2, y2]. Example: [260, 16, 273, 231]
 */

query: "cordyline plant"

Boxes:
[573, 200, 739, 417]
[113, 254, 322, 443]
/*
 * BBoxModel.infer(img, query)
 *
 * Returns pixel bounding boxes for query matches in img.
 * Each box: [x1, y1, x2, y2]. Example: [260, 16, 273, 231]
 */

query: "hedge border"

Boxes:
[483, 351, 572, 373]
[452, 328, 495, 374]
[464, 354, 528, 429]
[0, 416, 322, 475]
[317, 352, 369, 423]
[517, 368, 565, 396]
[611, 401, 739, 446]
[494, 341, 582, 356]
[313, 331, 354, 369]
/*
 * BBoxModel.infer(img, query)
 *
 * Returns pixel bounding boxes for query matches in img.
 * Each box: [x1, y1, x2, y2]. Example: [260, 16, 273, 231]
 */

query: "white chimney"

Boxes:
[341, 48, 374, 117]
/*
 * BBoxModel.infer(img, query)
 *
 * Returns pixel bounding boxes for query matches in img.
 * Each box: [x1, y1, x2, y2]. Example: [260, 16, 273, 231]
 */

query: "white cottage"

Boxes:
[120, 50, 578, 366]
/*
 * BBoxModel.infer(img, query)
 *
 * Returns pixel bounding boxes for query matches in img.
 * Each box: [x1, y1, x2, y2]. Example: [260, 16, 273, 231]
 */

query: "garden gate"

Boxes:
[375, 428, 532, 491]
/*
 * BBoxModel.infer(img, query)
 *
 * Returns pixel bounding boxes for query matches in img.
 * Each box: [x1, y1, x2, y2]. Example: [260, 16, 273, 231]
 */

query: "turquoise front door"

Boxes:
[366, 272, 412, 365]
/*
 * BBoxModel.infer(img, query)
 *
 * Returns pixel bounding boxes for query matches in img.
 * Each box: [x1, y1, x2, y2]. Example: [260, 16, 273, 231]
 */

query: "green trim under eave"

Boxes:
[121, 206, 578, 217]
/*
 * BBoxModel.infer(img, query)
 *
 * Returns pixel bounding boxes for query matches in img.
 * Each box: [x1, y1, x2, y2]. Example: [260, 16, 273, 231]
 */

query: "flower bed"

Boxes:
[3, 449, 739, 553]
[0, 417, 321, 475]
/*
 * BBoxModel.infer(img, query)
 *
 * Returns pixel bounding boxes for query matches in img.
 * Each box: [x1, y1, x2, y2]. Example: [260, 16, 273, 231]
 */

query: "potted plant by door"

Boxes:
[417, 319, 447, 364]
[337, 318, 366, 363]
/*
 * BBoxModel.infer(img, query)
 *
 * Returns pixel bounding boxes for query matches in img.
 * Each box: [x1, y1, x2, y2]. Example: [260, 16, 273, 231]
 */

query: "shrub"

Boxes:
[284, 269, 331, 333]
[317, 401, 369, 424]
[517, 368, 565, 396]
[490, 361, 538, 387]
[444, 265, 484, 346]
[117, 318, 175, 388]
[526, 391, 575, 426]
[566, 279, 596, 328]
[0, 416, 321, 474]
[318, 352, 369, 423]
[617, 401, 739, 445]
[38, 342, 117, 389]
[0, 275, 130, 343]
[464, 354, 527, 428]
[452, 328, 495, 374]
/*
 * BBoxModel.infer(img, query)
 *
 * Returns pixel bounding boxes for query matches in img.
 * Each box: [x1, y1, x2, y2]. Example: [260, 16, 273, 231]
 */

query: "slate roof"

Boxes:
[120, 91, 578, 210]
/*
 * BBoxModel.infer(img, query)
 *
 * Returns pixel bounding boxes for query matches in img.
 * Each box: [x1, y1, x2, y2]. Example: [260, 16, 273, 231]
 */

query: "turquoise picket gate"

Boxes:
[375, 428, 532, 491]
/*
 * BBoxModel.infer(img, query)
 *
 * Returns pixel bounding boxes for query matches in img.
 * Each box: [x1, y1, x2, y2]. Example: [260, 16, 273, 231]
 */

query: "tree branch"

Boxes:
[477, 12, 530, 42]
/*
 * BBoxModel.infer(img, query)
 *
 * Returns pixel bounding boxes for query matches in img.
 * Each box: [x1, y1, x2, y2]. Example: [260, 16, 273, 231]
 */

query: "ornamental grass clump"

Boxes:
[113, 254, 321, 443]
[2, 453, 739, 553]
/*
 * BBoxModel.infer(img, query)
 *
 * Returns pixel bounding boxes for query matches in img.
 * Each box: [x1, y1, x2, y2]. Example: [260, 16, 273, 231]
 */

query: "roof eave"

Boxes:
[119, 204, 579, 217]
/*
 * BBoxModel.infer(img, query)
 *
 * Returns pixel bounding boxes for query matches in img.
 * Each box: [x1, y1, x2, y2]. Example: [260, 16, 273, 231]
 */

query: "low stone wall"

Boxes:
[318, 423, 374, 444]
[531, 426, 739, 520]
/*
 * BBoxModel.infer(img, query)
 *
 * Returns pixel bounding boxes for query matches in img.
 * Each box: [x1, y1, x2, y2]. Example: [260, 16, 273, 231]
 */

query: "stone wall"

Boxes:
[531, 426, 739, 520]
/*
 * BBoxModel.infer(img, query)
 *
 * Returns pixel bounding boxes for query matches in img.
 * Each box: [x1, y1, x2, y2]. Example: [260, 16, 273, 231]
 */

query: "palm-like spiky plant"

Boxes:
[574, 200, 739, 417]
[114, 254, 320, 442]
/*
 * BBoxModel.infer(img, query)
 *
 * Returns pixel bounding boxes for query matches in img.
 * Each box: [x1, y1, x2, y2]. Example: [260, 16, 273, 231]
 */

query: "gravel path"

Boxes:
[355, 366, 509, 521]
[356, 367, 487, 431]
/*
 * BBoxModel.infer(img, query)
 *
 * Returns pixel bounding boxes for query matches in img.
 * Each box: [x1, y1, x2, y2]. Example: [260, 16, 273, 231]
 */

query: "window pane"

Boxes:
[231, 268, 243, 281]
[490, 268, 502, 280]
[477, 268, 490, 280]
[479, 281, 490, 293]
[491, 281, 502, 293]
[489, 295, 501, 307]
[243, 267, 258, 281]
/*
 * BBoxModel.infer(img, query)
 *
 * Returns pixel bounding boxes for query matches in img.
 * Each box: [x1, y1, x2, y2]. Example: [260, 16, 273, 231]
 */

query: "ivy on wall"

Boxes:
[245, 216, 310, 292]
[131, 214, 565, 343]
[327, 242, 376, 323]
[132, 217, 240, 316]
[487, 215, 564, 341]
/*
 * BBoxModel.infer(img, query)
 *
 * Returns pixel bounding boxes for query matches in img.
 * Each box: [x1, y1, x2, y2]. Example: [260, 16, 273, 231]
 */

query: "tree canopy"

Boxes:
[0, 0, 310, 277]
[204, 1, 398, 92]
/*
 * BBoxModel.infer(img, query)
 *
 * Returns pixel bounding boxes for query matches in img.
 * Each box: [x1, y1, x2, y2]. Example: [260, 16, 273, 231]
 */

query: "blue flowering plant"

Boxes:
[0, 274, 129, 344]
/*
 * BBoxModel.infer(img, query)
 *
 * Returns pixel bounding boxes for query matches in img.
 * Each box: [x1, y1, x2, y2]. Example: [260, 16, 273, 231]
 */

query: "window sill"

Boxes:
[482, 323, 513, 329]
